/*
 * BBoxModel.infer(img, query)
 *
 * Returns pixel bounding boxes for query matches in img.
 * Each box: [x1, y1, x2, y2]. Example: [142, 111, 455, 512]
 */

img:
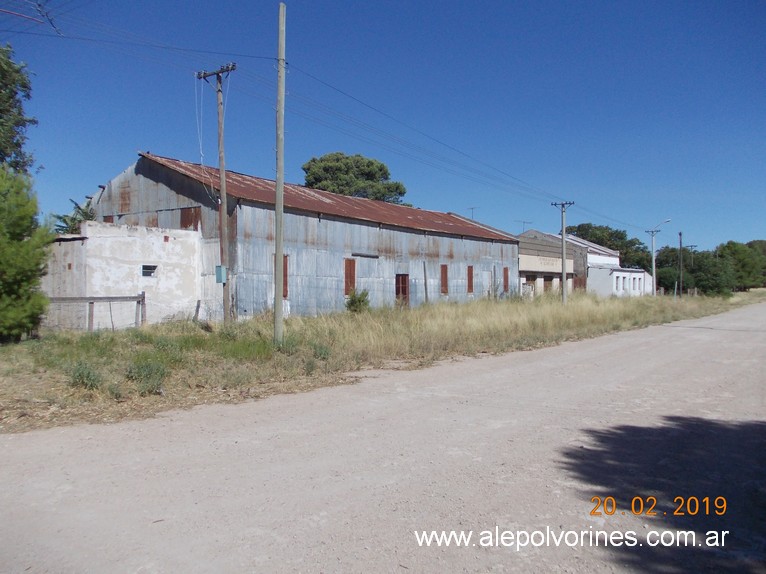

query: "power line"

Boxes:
[0, 8, 43, 24]
[1, 28, 275, 60]
[290, 64, 564, 203]
[7, 10, 660, 235]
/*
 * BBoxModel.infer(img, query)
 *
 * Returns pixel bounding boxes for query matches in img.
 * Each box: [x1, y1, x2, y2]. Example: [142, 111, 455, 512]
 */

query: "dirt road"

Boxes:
[1, 304, 765, 573]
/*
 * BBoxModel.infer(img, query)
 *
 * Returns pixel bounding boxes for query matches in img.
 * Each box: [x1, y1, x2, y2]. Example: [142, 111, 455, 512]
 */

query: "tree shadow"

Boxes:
[560, 416, 766, 573]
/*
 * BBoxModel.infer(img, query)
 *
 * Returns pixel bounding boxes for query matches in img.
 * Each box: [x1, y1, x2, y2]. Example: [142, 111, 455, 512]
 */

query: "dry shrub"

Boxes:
[1, 290, 763, 432]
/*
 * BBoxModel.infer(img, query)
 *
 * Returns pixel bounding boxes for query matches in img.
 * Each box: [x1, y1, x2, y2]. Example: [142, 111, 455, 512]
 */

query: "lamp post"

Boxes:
[645, 219, 671, 296]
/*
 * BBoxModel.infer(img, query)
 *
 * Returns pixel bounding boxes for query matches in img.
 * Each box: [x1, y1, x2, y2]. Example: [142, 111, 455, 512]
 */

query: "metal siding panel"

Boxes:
[95, 168, 521, 317]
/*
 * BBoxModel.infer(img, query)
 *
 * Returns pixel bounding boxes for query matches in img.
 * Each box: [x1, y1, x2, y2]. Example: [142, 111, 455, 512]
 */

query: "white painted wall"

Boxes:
[43, 222, 202, 329]
[588, 253, 620, 267]
[587, 266, 650, 298]
[519, 254, 574, 275]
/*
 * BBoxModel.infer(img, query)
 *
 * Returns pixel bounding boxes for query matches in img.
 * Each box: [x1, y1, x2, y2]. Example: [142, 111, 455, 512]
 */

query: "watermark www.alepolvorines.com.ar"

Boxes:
[414, 526, 730, 551]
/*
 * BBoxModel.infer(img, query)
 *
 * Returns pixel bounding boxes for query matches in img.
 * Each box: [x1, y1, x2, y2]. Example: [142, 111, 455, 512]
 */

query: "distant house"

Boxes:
[556, 234, 652, 297]
[517, 230, 574, 297]
[522, 230, 652, 297]
[44, 153, 520, 327]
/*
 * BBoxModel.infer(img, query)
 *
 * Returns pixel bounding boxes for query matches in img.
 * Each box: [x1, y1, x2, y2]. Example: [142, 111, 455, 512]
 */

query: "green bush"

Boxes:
[311, 342, 331, 360]
[126, 361, 167, 396]
[69, 361, 102, 390]
[277, 333, 300, 355]
[152, 337, 185, 365]
[106, 382, 123, 400]
[346, 289, 370, 313]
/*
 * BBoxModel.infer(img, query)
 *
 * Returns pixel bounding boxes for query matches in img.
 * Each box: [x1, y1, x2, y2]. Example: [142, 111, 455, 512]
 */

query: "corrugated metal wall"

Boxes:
[93, 159, 519, 320]
[235, 209, 518, 317]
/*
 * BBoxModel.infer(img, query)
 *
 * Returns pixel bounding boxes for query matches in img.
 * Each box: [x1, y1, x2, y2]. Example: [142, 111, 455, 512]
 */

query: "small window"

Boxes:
[467, 265, 474, 294]
[142, 264, 157, 277]
[440, 264, 448, 294]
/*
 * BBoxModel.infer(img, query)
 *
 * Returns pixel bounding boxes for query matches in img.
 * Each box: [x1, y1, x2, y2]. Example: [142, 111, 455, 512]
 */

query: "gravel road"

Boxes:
[1, 303, 765, 573]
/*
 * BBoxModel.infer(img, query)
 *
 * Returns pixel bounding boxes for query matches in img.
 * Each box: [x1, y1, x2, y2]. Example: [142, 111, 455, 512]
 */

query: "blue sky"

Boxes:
[3, 0, 764, 251]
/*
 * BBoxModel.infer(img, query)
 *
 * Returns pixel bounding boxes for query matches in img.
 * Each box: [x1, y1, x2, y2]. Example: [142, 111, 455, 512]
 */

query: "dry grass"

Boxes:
[1, 290, 764, 433]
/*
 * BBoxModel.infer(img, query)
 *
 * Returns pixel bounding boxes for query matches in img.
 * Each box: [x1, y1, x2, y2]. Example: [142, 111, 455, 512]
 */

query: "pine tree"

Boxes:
[0, 166, 52, 342]
[0, 45, 37, 173]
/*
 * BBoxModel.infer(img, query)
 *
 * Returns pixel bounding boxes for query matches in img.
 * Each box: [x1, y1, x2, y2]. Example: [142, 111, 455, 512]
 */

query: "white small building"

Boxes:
[526, 232, 653, 297]
[588, 265, 653, 298]
[554, 234, 652, 297]
[43, 221, 202, 330]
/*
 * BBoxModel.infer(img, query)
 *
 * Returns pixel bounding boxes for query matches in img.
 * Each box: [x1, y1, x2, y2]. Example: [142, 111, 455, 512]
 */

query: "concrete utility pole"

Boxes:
[197, 62, 236, 325]
[274, 2, 286, 345]
[687, 245, 697, 269]
[552, 201, 574, 304]
[646, 219, 670, 296]
[678, 231, 684, 298]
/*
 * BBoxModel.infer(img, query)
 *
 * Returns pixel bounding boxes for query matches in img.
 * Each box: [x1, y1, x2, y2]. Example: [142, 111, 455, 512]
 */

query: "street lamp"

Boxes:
[646, 219, 671, 296]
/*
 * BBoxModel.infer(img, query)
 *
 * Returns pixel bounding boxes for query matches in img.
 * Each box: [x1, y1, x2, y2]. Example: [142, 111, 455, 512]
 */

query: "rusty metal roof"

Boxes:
[140, 153, 517, 243]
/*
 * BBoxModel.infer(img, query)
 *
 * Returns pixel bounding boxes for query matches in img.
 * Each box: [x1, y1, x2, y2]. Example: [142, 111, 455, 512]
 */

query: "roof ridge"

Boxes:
[138, 152, 517, 242]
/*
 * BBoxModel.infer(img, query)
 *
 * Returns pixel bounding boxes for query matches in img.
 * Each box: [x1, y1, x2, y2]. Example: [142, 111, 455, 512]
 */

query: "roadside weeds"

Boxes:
[1, 290, 764, 433]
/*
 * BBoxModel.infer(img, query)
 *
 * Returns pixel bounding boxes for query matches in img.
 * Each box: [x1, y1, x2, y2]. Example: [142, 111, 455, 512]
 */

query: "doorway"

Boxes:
[395, 274, 409, 306]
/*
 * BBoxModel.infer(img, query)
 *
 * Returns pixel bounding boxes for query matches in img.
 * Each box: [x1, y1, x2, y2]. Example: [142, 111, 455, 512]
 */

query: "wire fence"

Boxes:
[44, 292, 147, 332]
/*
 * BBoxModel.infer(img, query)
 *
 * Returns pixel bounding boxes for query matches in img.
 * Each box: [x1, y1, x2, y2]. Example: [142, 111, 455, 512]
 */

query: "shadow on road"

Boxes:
[560, 416, 766, 573]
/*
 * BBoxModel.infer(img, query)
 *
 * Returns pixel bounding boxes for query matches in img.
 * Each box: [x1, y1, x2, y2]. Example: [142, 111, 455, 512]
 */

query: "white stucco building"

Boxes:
[552, 234, 653, 297]
[43, 221, 202, 330]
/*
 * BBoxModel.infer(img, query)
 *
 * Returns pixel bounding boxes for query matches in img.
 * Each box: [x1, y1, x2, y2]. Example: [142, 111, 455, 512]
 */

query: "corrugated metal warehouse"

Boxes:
[89, 153, 520, 321]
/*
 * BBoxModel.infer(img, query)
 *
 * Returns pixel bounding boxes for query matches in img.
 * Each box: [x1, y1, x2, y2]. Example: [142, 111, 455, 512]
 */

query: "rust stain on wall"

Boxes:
[180, 206, 201, 231]
[119, 184, 131, 214]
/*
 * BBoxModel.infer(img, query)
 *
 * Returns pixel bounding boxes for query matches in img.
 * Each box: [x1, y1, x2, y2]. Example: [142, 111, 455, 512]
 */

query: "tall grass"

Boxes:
[32, 292, 763, 380]
[1, 290, 763, 431]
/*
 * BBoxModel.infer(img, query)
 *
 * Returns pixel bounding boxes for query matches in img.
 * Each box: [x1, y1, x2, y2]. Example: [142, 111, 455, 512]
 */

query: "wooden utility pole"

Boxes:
[197, 63, 236, 325]
[552, 201, 574, 304]
[274, 3, 286, 345]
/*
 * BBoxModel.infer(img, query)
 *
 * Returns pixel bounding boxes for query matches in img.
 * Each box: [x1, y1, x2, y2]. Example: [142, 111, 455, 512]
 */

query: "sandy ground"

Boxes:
[1, 303, 765, 574]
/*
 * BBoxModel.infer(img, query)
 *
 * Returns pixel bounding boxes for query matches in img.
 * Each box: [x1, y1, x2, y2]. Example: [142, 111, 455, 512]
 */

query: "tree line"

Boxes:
[654, 241, 766, 295]
[566, 224, 765, 295]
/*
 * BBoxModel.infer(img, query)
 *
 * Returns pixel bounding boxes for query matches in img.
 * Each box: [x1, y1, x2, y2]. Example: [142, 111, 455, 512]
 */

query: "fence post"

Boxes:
[87, 301, 94, 332]
[140, 291, 146, 325]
